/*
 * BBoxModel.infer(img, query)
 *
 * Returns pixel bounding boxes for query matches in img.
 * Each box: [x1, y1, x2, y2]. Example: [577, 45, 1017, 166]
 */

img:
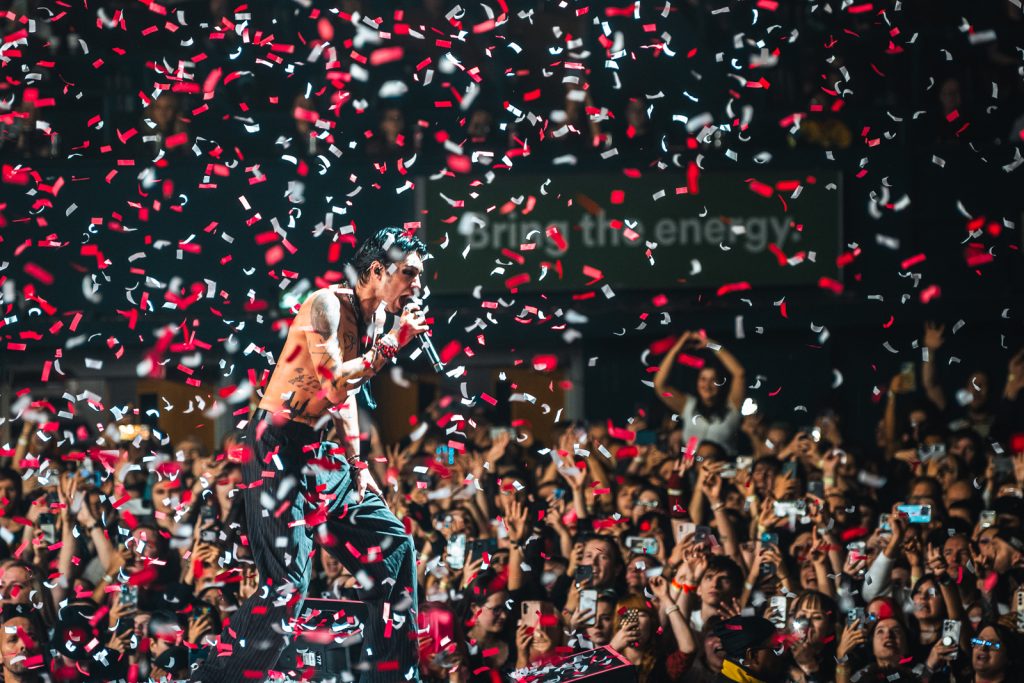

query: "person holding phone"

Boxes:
[837, 616, 921, 683]
[514, 601, 564, 671]
[653, 330, 747, 456]
[607, 595, 666, 683]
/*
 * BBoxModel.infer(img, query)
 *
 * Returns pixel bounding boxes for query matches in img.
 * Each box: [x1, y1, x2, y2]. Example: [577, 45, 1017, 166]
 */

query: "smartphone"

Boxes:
[918, 443, 946, 461]
[899, 362, 917, 392]
[1015, 589, 1024, 632]
[200, 502, 219, 543]
[847, 607, 866, 629]
[896, 504, 932, 524]
[807, 480, 824, 499]
[759, 560, 776, 577]
[736, 456, 754, 471]
[980, 510, 996, 529]
[625, 536, 659, 556]
[574, 564, 594, 585]
[760, 532, 779, 547]
[769, 595, 787, 629]
[469, 538, 498, 558]
[489, 427, 514, 440]
[847, 541, 868, 563]
[994, 456, 1014, 477]
[672, 520, 696, 543]
[622, 608, 640, 627]
[719, 463, 738, 479]
[773, 499, 807, 517]
[446, 534, 467, 570]
[635, 430, 657, 446]
[879, 513, 892, 532]
[782, 461, 798, 478]
[578, 589, 598, 626]
[121, 584, 139, 609]
[941, 619, 961, 657]
[521, 601, 553, 629]
[693, 525, 714, 546]
[39, 513, 57, 545]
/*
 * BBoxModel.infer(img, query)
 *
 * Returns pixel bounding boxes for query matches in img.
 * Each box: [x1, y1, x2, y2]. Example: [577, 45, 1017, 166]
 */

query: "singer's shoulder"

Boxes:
[321, 283, 355, 297]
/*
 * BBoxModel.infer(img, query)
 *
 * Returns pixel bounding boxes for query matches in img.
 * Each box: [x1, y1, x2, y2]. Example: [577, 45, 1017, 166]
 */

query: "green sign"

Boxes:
[421, 170, 842, 295]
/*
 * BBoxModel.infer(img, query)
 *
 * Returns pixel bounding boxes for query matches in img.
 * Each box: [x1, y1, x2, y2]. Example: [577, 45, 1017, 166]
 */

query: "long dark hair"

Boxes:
[349, 227, 427, 283]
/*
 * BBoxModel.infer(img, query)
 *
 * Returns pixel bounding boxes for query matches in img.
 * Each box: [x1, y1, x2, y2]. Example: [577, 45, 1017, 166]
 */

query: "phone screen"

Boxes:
[446, 534, 467, 570]
[896, 504, 932, 524]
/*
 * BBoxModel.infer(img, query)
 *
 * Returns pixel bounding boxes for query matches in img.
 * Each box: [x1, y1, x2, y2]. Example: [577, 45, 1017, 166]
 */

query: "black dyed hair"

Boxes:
[349, 227, 428, 283]
[704, 555, 744, 591]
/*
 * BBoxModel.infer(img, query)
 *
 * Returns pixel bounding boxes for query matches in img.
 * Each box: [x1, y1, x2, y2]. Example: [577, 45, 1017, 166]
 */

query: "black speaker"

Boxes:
[515, 646, 636, 682]
[276, 599, 368, 681]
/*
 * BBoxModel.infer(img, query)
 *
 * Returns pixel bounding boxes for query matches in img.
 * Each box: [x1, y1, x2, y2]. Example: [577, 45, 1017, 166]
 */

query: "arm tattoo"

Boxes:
[309, 292, 341, 341]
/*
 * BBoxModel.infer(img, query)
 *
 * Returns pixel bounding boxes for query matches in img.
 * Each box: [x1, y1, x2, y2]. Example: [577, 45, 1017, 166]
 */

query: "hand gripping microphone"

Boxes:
[409, 297, 445, 373]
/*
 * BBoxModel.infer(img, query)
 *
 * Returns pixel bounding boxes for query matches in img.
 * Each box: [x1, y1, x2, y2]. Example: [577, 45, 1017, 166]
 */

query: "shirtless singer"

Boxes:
[192, 227, 429, 683]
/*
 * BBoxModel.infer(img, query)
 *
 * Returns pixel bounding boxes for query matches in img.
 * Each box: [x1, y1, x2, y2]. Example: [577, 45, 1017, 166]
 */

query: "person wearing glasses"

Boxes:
[921, 622, 1020, 682]
[967, 624, 1017, 683]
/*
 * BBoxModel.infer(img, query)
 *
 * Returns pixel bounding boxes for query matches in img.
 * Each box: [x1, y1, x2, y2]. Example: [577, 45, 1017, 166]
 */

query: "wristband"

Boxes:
[665, 605, 681, 615]
[374, 334, 399, 360]
[681, 583, 697, 594]
[712, 502, 725, 511]
[671, 579, 684, 590]
[667, 488, 683, 496]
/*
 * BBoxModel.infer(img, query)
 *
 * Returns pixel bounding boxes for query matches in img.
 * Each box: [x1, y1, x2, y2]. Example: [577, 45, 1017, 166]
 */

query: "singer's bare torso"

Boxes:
[258, 287, 363, 427]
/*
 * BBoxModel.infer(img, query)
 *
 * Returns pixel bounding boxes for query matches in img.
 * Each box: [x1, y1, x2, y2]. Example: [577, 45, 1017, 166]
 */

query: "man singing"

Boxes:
[193, 227, 429, 683]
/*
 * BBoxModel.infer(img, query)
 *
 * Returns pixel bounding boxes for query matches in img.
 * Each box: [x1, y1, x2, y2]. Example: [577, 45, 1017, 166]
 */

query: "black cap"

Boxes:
[714, 616, 776, 659]
[995, 527, 1024, 554]
[992, 496, 1024, 520]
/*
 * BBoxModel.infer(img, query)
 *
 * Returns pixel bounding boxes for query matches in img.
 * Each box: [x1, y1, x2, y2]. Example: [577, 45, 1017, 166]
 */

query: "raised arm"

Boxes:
[653, 333, 694, 415]
[921, 322, 947, 412]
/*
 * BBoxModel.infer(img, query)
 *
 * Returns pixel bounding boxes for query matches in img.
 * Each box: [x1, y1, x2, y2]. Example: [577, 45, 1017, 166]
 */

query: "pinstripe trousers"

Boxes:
[191, 413, 420, 682]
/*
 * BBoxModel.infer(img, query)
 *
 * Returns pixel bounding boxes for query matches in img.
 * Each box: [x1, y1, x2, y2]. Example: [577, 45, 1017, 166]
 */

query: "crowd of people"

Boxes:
[1, 324, 1023, 682]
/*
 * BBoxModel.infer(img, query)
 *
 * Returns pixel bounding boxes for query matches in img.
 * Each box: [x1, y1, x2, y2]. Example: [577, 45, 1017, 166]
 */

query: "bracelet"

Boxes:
[712, 502, 725, 511]
[17, 437, 28, 446]
[665, 605, 681, 615]
[374, 335, 399, 360]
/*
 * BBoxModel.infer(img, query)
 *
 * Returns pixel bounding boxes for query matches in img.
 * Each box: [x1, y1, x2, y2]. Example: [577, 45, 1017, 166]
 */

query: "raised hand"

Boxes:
[486, 430, 511, 467]
[568, 605, 596, 632]
[701, 469, 723, 503]
[837, 621, 866, 660]
[505, 498, 531, 544]
[923, 322, 945, 351]
[649, 574, 671, 602]
[515, 622, 533, 656]
[717, 597, 742, 620]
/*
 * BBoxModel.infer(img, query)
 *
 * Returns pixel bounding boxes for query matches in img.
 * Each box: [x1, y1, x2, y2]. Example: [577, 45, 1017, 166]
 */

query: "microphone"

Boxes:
[407, 297, 445, 373]
[418, 333, 445, 373]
